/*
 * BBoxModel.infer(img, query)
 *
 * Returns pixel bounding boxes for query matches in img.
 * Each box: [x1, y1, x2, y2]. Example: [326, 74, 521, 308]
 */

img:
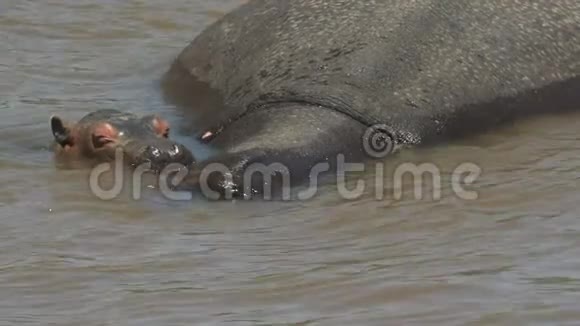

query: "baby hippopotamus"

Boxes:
[50, 109, 194, 171]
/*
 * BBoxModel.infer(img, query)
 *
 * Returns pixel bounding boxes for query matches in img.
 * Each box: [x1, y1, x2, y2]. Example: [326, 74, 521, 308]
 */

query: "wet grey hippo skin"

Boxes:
[51, 109, 194, 170]
[162, 0, 580, 196]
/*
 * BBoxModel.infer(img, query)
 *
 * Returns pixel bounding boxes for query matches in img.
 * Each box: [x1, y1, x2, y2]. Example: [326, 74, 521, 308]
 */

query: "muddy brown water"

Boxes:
[1, 1, 580, 325]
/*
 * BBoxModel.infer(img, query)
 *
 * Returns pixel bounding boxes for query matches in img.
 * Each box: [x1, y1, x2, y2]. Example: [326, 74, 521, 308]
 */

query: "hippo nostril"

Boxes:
[168, 144, 181, 157]
[145, 146, 162, 159]
[130, 141, 193, 169]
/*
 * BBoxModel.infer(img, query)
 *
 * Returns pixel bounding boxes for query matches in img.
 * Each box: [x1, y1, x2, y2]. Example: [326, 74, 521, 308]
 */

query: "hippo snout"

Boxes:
[126, 139, 194, 171]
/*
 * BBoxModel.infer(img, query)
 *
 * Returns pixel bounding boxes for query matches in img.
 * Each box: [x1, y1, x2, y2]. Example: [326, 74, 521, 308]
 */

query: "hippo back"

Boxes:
[169, 0, 580, 144]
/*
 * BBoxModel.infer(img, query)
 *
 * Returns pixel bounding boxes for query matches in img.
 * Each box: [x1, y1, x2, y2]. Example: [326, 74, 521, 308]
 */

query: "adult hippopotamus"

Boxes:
[53, 0, 580, 198]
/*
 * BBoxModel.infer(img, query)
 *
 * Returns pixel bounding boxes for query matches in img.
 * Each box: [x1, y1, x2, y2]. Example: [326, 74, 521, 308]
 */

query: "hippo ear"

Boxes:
[50, 116, 74, 147]
[142, 114, 170, 138]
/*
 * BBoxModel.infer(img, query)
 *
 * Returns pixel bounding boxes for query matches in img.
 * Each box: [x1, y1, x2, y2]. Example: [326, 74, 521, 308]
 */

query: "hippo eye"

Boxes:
[162, 128, 170, 138]
[92, 134, 115, 149]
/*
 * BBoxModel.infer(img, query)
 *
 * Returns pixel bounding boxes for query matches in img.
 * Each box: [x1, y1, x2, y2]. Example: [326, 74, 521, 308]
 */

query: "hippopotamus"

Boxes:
[53, 0, 580, 198]
[50, 109, 193, 170]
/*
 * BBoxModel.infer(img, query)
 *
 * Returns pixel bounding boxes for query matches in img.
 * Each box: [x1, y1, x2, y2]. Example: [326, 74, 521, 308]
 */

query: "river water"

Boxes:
[1, 1, 580, 325]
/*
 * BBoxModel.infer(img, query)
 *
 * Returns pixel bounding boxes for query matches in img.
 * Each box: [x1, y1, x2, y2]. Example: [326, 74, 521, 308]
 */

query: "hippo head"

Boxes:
[50, 109, 194, 171]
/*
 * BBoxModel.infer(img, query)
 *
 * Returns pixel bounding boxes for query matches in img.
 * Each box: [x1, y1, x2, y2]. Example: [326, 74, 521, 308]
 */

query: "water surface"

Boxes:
[1, 1, 580, 325]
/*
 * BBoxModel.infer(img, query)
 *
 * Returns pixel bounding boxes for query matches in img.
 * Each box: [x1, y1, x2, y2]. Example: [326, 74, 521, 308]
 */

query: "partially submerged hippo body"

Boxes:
[53, 0, 580, 198]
